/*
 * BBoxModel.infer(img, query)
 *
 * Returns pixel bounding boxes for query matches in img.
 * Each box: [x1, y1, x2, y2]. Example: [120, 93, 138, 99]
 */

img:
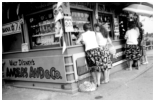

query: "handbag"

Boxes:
[108, 44, 116, 55]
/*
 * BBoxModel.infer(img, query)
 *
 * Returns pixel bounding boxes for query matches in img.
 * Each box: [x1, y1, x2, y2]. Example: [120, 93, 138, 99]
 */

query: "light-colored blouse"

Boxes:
[76, 30, 99, 51]
[125, 28, 140, 45]
[96, 32, 112, 46]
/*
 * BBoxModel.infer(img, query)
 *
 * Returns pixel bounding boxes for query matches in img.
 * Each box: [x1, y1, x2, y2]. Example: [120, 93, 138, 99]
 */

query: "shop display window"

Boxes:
[119, 16, 128, 39]
[71, 10, 93, 45]
[2, 33, 22, 52]
[26, 10, 60, 49]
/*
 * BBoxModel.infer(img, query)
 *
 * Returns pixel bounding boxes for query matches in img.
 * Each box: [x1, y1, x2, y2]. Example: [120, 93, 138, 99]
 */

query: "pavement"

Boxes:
[2, 50, 153, 100]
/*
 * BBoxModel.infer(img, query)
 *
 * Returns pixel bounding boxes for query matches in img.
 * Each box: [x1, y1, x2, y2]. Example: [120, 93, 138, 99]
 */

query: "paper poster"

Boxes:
[64, 16, 74, 32]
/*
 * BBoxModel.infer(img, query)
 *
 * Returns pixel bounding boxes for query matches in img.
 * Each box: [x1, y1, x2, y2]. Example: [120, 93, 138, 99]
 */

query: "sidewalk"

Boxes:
[2, 50, 153, 100]
[146, 49, 153, 57]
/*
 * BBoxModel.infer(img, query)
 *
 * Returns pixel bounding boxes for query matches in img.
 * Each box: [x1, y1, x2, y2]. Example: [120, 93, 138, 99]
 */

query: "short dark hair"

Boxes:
[94, 23, 100, 28]
[73, 25, 79, 29]
[83, 23, 91, 31]
[128, 21, 137, 29]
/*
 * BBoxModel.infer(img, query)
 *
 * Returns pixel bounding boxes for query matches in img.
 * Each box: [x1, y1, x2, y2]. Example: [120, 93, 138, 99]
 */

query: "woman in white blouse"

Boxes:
[94, 23, 115, 84]
[124, 22, 141, 70]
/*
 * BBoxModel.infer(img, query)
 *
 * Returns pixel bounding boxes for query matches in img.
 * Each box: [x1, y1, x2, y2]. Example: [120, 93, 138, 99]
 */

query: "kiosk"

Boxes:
[2, 2, 128, 93]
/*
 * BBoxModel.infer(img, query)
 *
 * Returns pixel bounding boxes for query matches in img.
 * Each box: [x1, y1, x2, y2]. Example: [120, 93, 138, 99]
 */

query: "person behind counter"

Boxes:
[124, 21, 141, 70]
[71, 25, 80, 42]
[76, 23, 102, 87]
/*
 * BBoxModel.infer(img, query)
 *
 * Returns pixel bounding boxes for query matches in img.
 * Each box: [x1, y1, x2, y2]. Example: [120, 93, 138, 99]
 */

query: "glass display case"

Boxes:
[27, 10, 60, 49]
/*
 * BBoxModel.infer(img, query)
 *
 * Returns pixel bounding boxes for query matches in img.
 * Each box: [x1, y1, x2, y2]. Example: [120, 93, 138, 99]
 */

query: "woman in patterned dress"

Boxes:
[95, 23, 116, 84]
[76, 23, 100, 87]
[124, 22, 141, 70]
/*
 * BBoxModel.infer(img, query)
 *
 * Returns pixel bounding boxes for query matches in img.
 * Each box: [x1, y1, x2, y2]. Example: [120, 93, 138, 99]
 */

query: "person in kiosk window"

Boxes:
[71, 25, 80, 42]
[124, 21, 141, 70]
[76, 23, 102, 87]
[94, 23, 116, 84]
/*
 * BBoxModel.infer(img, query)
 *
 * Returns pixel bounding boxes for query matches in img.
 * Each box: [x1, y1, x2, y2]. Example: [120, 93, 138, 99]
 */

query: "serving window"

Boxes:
[70, 10, 93, 45]
[26, 9, 61, 49]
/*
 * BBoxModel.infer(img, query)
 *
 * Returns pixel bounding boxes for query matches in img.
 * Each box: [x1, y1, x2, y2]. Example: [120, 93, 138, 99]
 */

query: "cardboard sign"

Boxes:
[22, 43, 29, 52]
[64, 16, 74, 32]
[3, 56, 67, 83]
[2, 19, 23, 36]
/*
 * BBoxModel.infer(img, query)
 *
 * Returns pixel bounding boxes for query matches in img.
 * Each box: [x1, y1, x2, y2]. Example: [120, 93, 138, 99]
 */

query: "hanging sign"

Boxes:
[2, 19, 23, 36]
[64, 16, 74, 32]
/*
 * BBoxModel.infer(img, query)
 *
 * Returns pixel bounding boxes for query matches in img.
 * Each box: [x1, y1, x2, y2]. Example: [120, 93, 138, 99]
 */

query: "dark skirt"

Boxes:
[85, 45, 112, 72]
[124, 44, 141, 61]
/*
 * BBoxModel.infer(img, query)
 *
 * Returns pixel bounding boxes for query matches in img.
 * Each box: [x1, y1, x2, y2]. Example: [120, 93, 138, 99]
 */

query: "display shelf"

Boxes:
[32, 32, 55, 37]
[31, 21, 55, 28]
[39, 21, 55, 26]
[32, 43, 60, 49]
[34, 42, 60, 47]
[72, 21, 89, 23]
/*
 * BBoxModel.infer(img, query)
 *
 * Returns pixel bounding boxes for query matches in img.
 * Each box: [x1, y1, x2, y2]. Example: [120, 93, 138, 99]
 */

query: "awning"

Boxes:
[123, 4, 153, 16]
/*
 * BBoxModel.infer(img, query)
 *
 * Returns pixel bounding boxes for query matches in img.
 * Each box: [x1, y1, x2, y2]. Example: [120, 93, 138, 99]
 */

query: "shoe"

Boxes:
[96, 84, 100, 87]
[143, 62, 149, 65]
[126, 68, 132, 71]
[101, 81, 109, 84]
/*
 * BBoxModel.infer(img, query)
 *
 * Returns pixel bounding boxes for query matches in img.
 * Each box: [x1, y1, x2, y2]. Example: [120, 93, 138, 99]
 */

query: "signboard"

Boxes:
[3, 56, 67, 83]
[2, 19, 23, 36]
[64, 16, 74, 32]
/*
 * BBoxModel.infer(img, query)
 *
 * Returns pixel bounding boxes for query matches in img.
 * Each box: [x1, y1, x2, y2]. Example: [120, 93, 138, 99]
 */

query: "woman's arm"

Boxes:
[107, 36, 112, 45]
[76, 34, 83, 45]
[124, 31, 128, 39]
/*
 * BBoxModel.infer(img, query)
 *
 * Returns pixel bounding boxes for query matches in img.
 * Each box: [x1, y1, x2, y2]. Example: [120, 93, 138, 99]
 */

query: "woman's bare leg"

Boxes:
[96, 72, 101, 86]
[92, 72, 97, 85]
[106, 69, 111, 82]
[101, 69, 108, 83]
[129, 60, 133, 71]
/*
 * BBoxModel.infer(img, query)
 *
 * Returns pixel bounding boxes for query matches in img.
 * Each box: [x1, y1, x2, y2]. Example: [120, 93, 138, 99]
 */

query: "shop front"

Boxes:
[2, 2, 129, 93]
